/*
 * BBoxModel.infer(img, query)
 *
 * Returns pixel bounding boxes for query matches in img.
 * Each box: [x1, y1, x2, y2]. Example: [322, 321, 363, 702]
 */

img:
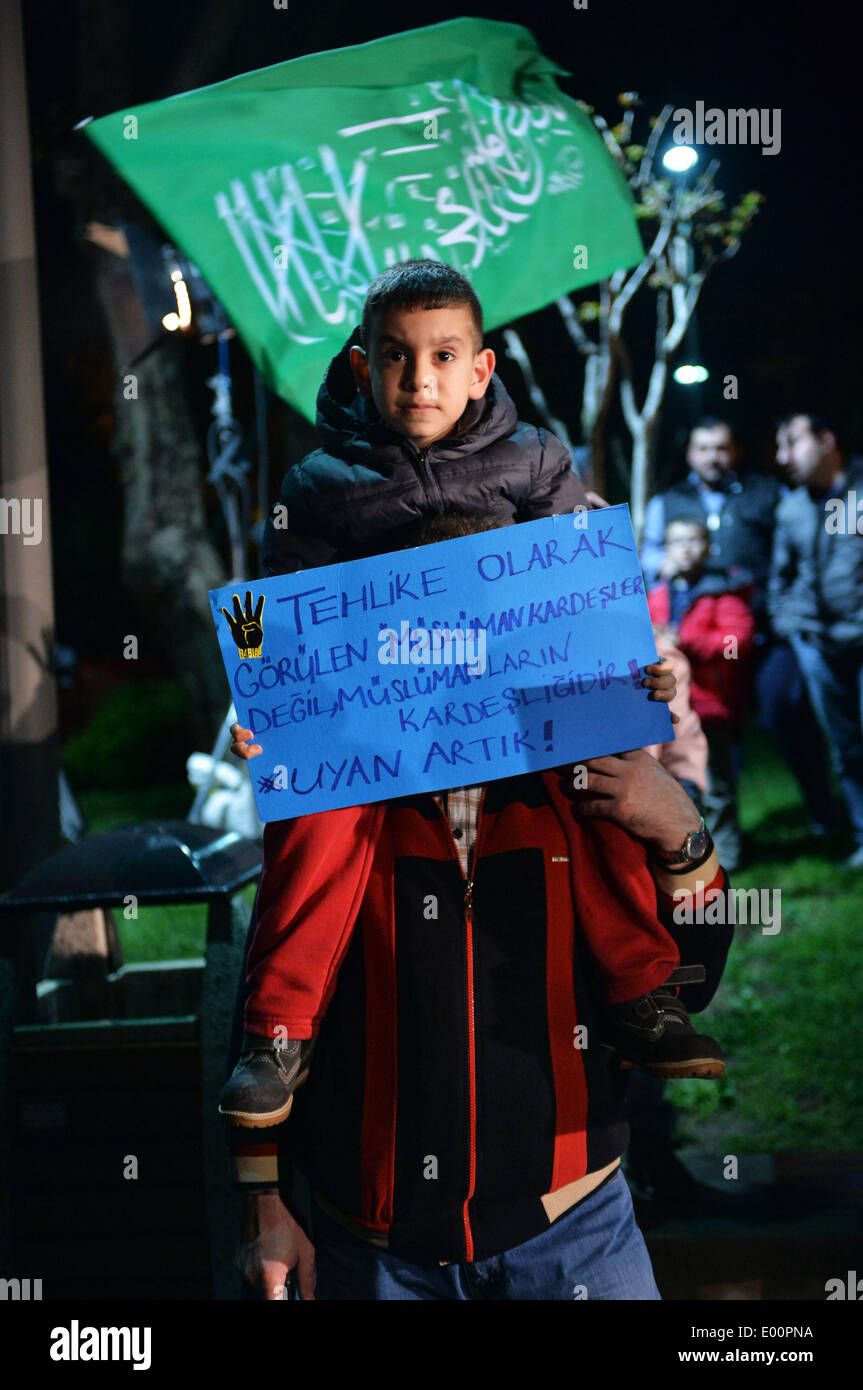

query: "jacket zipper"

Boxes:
[411, 444, 447, 511]
[437, 787, 486, 1262]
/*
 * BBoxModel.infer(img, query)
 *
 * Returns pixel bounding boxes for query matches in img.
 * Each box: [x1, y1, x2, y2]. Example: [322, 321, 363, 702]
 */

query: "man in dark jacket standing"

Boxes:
[640, 417, 778, 604]
[770, 412, 863, 867]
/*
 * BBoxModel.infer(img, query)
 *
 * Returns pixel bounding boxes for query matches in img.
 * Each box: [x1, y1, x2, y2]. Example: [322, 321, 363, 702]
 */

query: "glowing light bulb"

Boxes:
[673, 363, 709, 385]
[663, 146, 698, 173]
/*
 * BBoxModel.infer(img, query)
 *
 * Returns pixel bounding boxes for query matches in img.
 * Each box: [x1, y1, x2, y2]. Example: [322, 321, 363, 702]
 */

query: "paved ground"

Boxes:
[637, 1149, 863, 1300]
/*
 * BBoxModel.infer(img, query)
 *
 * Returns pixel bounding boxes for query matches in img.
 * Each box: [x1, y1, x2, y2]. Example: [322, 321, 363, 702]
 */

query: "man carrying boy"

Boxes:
[219, 260, 720, 1298]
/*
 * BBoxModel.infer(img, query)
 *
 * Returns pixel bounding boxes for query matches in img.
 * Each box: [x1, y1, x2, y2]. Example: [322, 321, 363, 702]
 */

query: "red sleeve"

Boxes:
[244, 803, 386, 1038]
[227, 802, 386, 1192]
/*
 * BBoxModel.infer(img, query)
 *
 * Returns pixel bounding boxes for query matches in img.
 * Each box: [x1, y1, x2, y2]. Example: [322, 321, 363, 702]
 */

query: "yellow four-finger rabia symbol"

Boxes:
[221, 590, 265, 658]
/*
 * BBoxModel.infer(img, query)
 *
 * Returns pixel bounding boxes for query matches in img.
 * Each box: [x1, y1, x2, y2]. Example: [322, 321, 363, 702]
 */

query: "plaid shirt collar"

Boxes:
[432, 784, 484, 875]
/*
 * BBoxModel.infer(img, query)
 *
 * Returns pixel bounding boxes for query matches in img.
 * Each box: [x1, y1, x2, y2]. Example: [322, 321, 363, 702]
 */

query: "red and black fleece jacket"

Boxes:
[226, 768, 731, 1265]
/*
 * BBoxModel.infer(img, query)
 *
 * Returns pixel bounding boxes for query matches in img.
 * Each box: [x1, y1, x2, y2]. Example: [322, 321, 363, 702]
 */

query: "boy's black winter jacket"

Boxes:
[262, 330, 588, 576]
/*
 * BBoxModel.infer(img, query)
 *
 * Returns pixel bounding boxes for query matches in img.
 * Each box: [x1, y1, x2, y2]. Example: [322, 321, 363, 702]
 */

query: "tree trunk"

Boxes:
[93, 252, 229, 747]
[587, 343, 617, 498]
[627, 407, 663, 544]
[629, 423, 650, 543]
[59, 0, 237, 750]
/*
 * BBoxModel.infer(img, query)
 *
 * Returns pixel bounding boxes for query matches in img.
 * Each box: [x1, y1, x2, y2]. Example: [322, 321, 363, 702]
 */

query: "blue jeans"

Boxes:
[702, 722, 744, 871]
[305, 1169, 660, 1300]
[789, 635, 863, 845]
[754, 639, 838, 831]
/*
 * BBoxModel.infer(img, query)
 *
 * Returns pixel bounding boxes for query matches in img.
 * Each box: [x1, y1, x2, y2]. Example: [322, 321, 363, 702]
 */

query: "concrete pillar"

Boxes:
[0, 0, 61, 1263]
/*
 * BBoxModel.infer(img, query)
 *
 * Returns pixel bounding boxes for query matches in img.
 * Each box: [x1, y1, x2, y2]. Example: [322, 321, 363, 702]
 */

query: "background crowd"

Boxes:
[639, 413, 863, 873]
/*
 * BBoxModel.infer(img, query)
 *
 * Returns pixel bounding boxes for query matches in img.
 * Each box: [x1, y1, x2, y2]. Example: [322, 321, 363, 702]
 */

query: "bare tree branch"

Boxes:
[599, 279, 612, 354]
[503, 329, 574, 452]
[609, 211, 674, 335]
[555, 295, 597, 356]
[585, 107, 628, 167]
[691, 158, 721, 199]
[569, 97, 760, 526]
[656, 285, 670, 363]
[636, 103, 675, 187]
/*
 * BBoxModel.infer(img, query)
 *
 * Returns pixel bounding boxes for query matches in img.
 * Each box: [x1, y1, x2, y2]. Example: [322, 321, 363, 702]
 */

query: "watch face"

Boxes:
[686, 827, 711, 860]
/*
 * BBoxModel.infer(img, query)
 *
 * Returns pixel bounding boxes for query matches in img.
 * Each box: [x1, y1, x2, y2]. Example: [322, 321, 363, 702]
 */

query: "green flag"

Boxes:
[85, 18, 642, 421]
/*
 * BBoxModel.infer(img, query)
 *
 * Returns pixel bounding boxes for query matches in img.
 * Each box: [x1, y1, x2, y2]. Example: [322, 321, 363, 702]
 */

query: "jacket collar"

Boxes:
[315, 327, 519, 466]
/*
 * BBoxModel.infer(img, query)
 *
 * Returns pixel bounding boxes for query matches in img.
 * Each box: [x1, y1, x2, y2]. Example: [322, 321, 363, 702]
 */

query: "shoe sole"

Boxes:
[218, 1095, 295, 1127]
[218, 1064, 312, 1128]
[602, 1045, 725, 1080]
[615, 1057, 725, 1080]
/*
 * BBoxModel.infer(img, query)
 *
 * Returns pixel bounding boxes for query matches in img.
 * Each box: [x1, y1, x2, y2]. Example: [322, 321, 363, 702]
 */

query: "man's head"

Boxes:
[775, 412, 844, 492]
[664, 516, 710, 581]
[686, 417, 740, 485]
[350, 260, 495, 447]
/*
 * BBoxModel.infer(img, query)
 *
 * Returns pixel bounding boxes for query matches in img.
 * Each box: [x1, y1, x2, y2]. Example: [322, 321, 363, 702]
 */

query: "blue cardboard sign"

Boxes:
[208, 505, 672, 820]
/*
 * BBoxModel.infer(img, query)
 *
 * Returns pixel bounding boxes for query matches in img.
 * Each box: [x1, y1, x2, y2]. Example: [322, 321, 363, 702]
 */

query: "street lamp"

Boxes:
[662, 145, 698, 173]
[673, 364, 709, 385]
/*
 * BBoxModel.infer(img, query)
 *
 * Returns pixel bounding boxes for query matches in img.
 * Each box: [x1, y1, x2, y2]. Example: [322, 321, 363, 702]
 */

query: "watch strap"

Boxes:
[651, 818, 712, 869]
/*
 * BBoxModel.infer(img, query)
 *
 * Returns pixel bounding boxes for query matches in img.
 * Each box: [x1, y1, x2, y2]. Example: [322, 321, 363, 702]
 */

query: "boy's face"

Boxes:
[349, 305, 495, 447]
[665, 521, 709, 579]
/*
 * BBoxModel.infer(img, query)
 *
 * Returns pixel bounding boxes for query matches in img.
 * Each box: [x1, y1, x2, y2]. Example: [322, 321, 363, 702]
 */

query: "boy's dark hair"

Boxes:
[664, 514, 709, 542]
[360, 259, 483, 355]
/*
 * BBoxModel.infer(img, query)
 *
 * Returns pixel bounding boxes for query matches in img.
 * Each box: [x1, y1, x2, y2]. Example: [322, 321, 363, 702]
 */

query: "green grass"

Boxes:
[78, 783, 193, 833]
[63, 679, 195, 791]
[670, 721, 863, 1150]
[75, 782, 258, 964]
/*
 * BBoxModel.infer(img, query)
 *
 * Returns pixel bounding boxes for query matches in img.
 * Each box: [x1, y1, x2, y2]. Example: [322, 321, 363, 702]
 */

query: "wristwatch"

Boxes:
[652, 817, 713, 867]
